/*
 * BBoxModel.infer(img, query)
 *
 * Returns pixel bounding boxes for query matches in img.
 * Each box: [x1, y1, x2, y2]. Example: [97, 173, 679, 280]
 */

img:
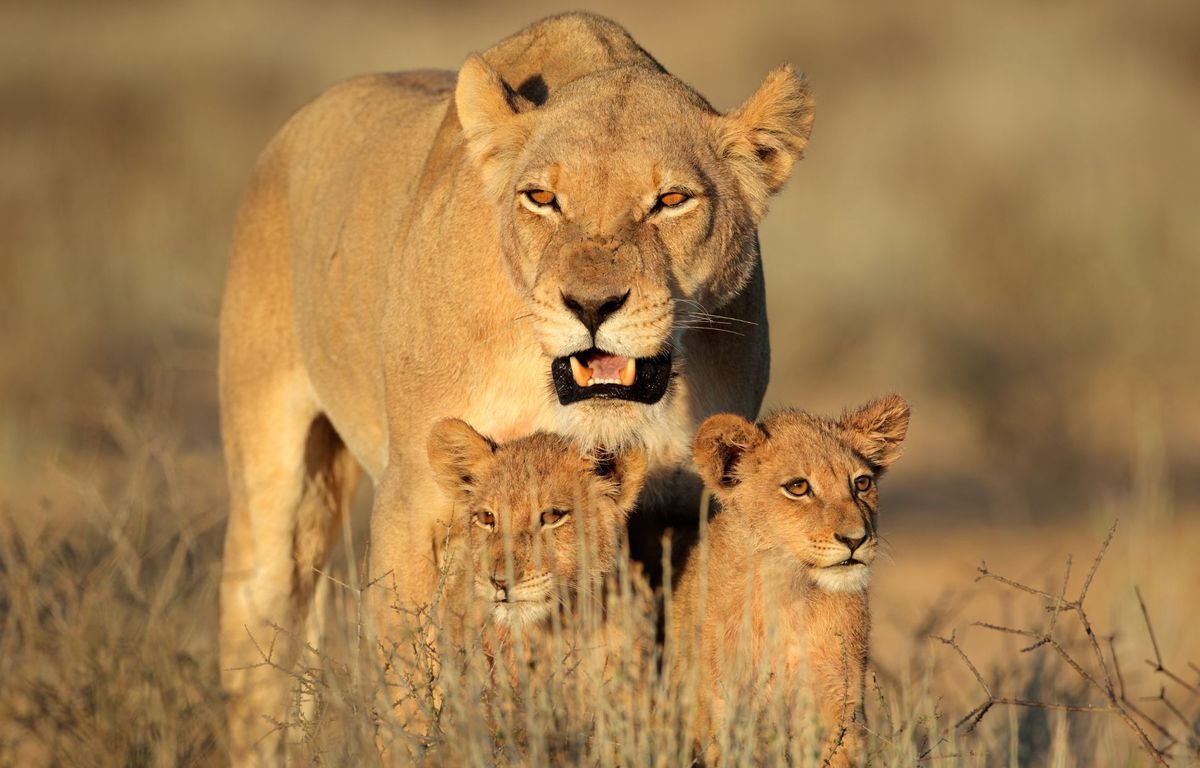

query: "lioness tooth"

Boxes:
[620, 358, 636, 386]
[569, 356, 589, 388]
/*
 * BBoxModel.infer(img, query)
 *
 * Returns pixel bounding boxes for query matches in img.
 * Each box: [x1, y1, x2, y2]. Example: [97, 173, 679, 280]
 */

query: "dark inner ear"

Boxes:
[718, 443, 745, 488]
[515, 74, 548, 106]
[499, 77, 538, 115]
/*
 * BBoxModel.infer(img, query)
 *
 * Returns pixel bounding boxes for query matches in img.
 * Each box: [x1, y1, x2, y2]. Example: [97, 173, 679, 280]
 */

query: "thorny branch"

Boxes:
[1138, 586, 1200, 696]
[935, 521, 1199, 766]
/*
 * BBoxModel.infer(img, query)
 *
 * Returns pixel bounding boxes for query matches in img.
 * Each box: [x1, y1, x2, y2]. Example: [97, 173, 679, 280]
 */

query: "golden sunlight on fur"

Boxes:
[671, 395, 910, 766]
[426, 418, 647, 638]
[216, 14, 814, 761]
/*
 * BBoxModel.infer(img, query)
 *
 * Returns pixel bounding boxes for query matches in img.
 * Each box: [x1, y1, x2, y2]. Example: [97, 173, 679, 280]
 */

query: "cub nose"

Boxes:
[834, 532, 868, 554]
[561, 290, 629, 336]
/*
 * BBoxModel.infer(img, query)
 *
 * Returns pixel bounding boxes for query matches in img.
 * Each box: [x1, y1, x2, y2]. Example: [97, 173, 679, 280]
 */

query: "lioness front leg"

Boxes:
[365, 465, 449, 753]
[219, 372, 321, 766]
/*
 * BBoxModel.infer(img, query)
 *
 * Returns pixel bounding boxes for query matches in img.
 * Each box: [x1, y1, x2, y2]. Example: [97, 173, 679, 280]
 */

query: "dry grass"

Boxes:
[3, 412, 1196, 766]
[2, 1, 1199, 765]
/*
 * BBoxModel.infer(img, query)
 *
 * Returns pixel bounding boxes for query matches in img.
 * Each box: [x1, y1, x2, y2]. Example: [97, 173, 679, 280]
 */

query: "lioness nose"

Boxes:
[490, 574, 507, 590]
[835, 532, 868, 553]
[561, 290, 629, 336]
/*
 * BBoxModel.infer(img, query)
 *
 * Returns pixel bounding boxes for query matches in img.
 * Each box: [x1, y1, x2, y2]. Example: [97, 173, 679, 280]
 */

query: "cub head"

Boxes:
[428, 418, 647, 627]
[693, 395, 910, 593]
[455, 55, 814, 440]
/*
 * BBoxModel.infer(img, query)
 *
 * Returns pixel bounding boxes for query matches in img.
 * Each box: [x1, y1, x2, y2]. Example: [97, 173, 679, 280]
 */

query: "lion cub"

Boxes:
[427, 418, 648, 646]
[671, 395, 910, 766]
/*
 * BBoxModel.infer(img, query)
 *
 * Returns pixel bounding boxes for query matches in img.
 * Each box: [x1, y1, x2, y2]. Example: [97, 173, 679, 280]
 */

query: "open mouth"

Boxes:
[830, 558, 865, 567]
[551, 348, 673, 405]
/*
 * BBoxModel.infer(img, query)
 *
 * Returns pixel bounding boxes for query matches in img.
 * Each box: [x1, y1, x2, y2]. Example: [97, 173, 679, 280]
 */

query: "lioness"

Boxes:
[218, 12, 814, 762]
[671, 396, 910, 766]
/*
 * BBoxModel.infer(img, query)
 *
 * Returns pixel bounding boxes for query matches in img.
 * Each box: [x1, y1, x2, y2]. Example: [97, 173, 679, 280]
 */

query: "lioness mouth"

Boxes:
[831, 558, 865, 567]
[551, 348, 672, 405]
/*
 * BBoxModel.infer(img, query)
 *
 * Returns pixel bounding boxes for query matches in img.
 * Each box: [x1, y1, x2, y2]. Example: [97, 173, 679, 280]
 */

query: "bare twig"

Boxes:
[1137, 586, 1166, 672]
[1137, 586, 1199, 696]
[941, 522, 1175, 767]
[931, 632, 994, 733]
[1078, 520, 1117, 606]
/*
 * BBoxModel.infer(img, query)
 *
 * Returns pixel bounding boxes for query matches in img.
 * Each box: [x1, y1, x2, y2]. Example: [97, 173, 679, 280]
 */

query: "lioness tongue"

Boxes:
[569, 354, 636, 387]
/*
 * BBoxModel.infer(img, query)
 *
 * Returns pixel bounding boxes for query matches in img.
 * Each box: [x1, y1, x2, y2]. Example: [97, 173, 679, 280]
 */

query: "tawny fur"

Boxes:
[426, 420, 650, 681]
[217, 13, 814, 763]
[671, 396, 910, 766]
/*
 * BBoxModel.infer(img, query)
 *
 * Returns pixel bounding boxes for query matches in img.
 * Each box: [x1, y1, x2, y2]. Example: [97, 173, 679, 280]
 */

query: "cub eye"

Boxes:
[523, 189, 557, 208]
[855, 476, 873, 492]
[658, 192, 689, 208]
[781, 478, 810, 499]
[541, 508, 571, 528]
[473, 511, 495, 531]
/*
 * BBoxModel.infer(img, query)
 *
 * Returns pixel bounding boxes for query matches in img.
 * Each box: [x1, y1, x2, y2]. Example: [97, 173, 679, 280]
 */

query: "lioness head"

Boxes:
[428, 418, 647, 627]
[456, 55, 814, 436]
[693, 395, 910, 593]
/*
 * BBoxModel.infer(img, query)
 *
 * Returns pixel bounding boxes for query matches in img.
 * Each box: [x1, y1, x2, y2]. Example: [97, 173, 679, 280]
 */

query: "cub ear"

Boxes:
[692, 413, 764, 497]
[716, 65, 815, 219]
[455, 55, 533, 198]
[588, 444, 648, 513]
[838, 394, 911, 471]
[427, 418, 497, 499]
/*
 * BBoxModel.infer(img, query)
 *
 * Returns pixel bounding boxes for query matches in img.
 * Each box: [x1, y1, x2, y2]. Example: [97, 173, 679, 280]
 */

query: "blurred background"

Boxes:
[4, 0, 1198, 519]
[1, 1, 1197, 763]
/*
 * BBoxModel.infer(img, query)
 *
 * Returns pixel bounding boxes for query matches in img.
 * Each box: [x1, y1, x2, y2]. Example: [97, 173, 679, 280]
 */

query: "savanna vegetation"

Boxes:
[2, 1, 1197, 765]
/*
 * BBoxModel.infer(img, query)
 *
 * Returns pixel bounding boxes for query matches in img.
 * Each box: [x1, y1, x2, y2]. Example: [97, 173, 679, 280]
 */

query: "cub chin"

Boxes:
[426, 418, 647, 649]
[670, 395, 910, 767]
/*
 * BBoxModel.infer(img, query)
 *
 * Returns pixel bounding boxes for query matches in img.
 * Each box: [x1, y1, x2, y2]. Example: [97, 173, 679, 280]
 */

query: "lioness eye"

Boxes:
[541, 508, 570, 528]
[855, 476, 873, 492]
[473, 511, 495, 530]
[658, 192, 689, 208]
[524, 189, 557, 207]
[782, 479, 810, 498]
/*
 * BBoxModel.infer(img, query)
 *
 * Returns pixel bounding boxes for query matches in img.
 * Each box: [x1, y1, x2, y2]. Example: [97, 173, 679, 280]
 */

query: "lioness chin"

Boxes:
[218, 12, 814, 763]
[672, 395, 910, 767]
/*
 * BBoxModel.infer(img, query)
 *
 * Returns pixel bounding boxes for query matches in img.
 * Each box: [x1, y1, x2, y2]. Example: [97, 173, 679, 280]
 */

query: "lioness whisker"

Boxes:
[673, 324, 746, 337]
[681, 311, 758, 327]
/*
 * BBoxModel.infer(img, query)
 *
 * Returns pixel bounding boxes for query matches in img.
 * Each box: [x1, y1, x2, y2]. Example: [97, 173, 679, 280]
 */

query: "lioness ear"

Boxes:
[455, 55, 532, 198]
[716, 65, 814, 218]
[693, 413, 764, 498]
[838, 394, 910, 471]
[427, 418, 497, 498]
[588, 444, 648, 512]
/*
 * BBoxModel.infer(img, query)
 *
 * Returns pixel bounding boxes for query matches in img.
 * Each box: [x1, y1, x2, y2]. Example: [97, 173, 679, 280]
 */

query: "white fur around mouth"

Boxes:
[569, 353, 636, 387]
[812, 563, 872, 593]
